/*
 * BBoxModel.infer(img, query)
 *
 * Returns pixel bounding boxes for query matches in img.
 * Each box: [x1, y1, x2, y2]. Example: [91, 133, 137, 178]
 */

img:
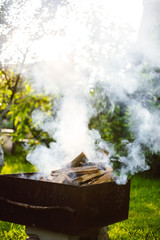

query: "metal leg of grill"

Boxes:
[26, 233, 40, 240]
[26, 227, 79, 240]
[99, 226, 109, 240]
[79, 226, 109, 240]
[26, 226, 109, 240]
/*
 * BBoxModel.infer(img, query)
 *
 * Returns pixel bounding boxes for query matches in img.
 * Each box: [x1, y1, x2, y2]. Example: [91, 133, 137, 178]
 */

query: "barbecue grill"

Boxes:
[0, 172, 130, 239]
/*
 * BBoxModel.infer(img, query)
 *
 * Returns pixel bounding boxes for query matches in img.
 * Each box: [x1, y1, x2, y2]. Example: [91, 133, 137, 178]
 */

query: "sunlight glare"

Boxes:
[2, 0, 143, 64]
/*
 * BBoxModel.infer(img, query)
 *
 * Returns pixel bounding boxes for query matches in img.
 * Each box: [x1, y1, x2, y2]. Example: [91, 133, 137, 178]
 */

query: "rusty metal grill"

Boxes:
[0, 173, 130, 235]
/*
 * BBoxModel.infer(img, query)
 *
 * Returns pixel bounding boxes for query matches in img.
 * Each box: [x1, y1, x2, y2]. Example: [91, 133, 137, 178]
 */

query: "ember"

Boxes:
[40, 152, 114, 185]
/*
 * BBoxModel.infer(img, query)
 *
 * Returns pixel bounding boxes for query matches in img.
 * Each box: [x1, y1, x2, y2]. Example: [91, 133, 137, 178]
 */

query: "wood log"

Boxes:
[101, 149, 109, 156]
[52, 172, 72, 184]
[92, 172, 114, 185]
[70, 152, 89, 167]
[40, 176, 46, 181]
[51, 165, 99, 176]
[40, 151, 114, 185]
[75, 170, 105, 184]
[44, 165, 114, 184]
[70, 165, 99, 174]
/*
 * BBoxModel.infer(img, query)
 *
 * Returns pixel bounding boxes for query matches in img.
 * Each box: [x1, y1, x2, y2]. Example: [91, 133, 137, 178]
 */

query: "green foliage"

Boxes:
[89, 85, 133, 155]
[89, 100, 134, 172]
[89, 86, 132, 149]
[8, 84, 53, 145]
[0, 68, 54, 148]
[90, 104, 133, 148]
[139, 65, 160, 177]
[89, 75, 160, 176]
[0, 69, 23, 111]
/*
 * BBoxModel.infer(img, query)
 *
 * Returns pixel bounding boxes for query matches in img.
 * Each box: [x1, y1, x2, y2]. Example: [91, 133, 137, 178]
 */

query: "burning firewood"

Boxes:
[92, 171, 114, 184]
[74, 170, 105, 184]
[70, 165, 99, 174]
[69, 152, 89, 167]
[53, 172, 73, 184]
[40, 152, 114, 185]
[51, 165, 99, 176]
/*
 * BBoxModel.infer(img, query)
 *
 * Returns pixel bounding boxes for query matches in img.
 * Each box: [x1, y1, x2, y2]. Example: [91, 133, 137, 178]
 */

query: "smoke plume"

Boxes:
[1, 0, 160, 183]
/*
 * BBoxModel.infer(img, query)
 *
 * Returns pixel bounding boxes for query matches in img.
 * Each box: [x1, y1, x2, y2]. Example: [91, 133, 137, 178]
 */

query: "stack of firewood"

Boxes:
[40, 152, 114, 185]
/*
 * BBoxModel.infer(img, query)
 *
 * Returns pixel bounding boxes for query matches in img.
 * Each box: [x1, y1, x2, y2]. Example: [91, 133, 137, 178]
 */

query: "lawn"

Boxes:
[109, 175, 160, 240]
[0, 151, 160, 240]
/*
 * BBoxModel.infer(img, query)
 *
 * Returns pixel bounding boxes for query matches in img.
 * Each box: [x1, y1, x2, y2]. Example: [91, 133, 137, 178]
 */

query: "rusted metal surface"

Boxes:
[0, 173, 130, 235]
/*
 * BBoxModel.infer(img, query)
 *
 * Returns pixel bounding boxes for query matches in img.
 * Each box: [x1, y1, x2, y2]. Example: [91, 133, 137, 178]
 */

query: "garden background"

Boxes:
[0, 0, 160, 239]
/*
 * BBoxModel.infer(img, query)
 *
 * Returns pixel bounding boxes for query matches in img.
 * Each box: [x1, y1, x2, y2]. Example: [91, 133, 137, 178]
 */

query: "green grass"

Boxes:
[0, 222, 26, 240]
[0, 152, 160, 239]
[0, 148, 36, 239]
[0, 149, 36, 175]
[109, 175, 160, 240]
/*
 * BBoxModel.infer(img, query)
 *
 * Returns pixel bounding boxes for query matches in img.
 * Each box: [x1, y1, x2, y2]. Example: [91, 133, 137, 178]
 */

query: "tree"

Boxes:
[0, 0, 62, 162]
[0, 67, 54, 156]
[0, 67, 24, 164]
[0, 0, 65, 68]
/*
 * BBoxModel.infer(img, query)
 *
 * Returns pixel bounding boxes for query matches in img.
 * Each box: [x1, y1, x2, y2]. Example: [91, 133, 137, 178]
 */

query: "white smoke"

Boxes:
[2, 0, 160, 183]
[26, 0, 145, 179]
[130, 103, 160, 153]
